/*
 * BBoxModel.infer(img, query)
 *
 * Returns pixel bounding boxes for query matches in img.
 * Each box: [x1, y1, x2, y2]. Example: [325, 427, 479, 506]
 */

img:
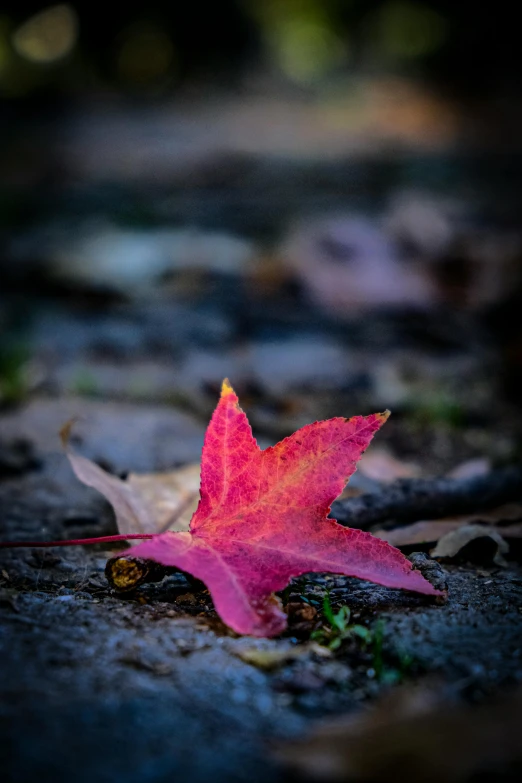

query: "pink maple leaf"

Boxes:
[123, 380, 440, 636]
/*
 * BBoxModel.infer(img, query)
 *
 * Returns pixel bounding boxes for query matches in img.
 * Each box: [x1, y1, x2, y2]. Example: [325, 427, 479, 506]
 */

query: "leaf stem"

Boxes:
[0, 534, 155, 549]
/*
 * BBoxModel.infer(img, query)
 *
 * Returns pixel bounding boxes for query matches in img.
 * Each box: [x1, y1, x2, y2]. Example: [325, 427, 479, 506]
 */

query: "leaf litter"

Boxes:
[375, 503, 522, 565]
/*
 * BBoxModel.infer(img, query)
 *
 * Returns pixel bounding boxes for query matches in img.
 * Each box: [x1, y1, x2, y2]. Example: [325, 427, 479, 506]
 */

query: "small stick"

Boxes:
[332, 465, 522, 529]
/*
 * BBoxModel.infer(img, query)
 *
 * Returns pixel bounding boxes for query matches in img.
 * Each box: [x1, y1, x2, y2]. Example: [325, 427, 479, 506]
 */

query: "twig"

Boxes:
[331, 465, 522, 529]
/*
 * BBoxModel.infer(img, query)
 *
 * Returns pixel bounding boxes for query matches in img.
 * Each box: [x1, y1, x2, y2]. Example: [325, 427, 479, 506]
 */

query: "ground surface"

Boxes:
[1, 396, 522, 783]
[1, 116, 522, 781]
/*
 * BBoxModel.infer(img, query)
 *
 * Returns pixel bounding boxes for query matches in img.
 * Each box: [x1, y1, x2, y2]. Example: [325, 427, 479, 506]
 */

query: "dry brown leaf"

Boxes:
[234, 642, 330, 671]
[278, 685, 522, 782]
[376, 520, 467, 547]
[430, 524, 513, 566]
[282, 215, 436, 316]
[127, 464, 200, 534]
[374, 504, 522, 547]
[447, 457, 492, 480]
[358, 448, 420, 483]
[63, 422, 200, 540]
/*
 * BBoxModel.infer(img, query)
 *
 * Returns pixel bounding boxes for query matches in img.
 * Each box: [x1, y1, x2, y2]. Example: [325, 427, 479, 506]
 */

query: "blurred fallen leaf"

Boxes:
[374, 504, 522, 547]
[235, 642, 330, 671]
[278, 685, 522, 782]
[430, 524, 513, 566]
[447, 457, 492, 480]
[127, 465, 201, 534]
[376, 520, 469, 547]
[384, 191, 522, 309]
[358, 448, 420, 483]
[62, 420, 200, 540]
[384, 189, 460, 260]
[44, 225, 256, 296]
[281, 214, 436, 316]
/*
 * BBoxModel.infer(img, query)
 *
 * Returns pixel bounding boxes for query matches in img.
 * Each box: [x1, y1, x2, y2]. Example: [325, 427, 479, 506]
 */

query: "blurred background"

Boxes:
[1, 0, 522, 473]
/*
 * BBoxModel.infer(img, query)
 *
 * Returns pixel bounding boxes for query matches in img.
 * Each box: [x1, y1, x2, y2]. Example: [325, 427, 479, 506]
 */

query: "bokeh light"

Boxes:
[12, 4, 78, 65]
[245, 0, 346, 85]
[368, 1, 448, 62]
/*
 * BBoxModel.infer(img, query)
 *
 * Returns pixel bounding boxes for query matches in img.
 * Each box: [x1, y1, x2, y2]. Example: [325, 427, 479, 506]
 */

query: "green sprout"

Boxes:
[311, 592, 372, 651]
[371, 618, 414, 684]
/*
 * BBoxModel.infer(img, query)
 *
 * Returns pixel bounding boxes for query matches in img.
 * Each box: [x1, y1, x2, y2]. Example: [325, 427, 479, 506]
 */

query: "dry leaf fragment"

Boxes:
[282, 214, 437, 315]
[430, 524, 512, 566]
[235, 642, 330, 671]
[63, 420, 200, 540]
[376, 520, 469, 547]
[375, 504, 522, 547]
[447, 457, 492, 480]
[126, 464, 200, 534]
[358, 448, 420, 483]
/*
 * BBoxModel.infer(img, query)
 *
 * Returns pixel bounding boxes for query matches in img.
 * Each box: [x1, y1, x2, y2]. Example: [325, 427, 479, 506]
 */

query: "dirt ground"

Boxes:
[1, 387, 522, 783]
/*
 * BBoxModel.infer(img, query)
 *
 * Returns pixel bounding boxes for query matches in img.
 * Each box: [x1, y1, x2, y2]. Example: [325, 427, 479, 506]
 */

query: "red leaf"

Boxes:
[127, 380, 440, 636]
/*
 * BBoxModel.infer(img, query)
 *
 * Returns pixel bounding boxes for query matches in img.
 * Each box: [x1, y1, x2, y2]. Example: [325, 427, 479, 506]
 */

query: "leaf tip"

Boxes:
[378, 409, 391, 423]
[221, 378, 235, 398]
